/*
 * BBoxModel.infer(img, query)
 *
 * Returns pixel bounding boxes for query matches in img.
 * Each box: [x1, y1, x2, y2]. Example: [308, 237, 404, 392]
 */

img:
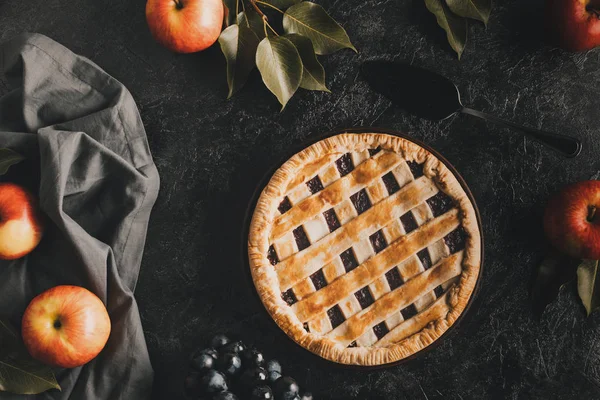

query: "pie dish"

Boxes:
[248, 132, 482, 366]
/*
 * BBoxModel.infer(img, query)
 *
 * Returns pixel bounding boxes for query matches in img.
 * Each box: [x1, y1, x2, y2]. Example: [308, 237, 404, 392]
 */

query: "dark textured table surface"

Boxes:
[3, 0, 600, 398]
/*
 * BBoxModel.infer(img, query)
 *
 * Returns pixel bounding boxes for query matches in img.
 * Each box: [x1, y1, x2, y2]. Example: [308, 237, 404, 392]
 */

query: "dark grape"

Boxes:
[222, 340, 246, 354]
[213, 391, 238, 400]
[192, 347, 218, 361]
[191, 352, 215, 372]
[268, 370, 282, 383]
[240, 367, 268, 388]
[217, 352, 242, 376]
[266, 359, 282, 374]
[273, 376, 299, 397]
[250, 385, 274, 400]
[242, 348, 265, 368]
[210, 334, 230, 349]
[300, 392, 313, 400]
[200, 370, 228, 394]
[282, 394, 301, 400]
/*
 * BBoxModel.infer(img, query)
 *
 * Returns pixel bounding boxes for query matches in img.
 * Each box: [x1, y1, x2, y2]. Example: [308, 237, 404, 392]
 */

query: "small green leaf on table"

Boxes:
[0, 319, 60, 394]
[283, 2, 356, 55]
[0, 149, 24, 175]
[256, 36, 303, 109]
[219, 14, 262, 98]
[531, 250, 578, 317]
[424, 0, 468, 59]
[577, 259, 600, 316]
[285, 34, 329, 92]
[446, 0, 491, 26]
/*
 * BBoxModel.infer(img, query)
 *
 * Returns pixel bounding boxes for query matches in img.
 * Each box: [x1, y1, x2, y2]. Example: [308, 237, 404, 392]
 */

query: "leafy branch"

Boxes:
[219, 0, 356, 109]
[424, 0, 491, 59]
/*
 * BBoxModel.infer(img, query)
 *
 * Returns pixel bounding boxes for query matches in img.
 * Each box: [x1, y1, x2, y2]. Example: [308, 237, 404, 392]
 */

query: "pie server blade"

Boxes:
[361, 60, 582, 158]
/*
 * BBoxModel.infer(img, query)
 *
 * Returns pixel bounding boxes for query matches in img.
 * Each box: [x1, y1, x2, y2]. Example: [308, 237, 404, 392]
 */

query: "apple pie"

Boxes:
[248, 133, 482, 366]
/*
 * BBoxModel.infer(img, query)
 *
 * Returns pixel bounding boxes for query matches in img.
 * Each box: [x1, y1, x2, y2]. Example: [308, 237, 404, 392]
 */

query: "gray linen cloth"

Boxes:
[0, 33, 158, 399]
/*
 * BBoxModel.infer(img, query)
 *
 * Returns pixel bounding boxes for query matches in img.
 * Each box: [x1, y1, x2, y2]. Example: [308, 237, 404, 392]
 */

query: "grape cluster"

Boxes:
[185, 334, 314, 400]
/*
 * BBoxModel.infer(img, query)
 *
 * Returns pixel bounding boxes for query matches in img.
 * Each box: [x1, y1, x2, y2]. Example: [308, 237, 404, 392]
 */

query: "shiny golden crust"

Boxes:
[248, 133, 481, 366]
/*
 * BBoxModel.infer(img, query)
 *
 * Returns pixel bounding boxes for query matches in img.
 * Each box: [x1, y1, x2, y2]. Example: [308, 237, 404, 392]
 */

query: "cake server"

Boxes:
[361, 60, 582, 158]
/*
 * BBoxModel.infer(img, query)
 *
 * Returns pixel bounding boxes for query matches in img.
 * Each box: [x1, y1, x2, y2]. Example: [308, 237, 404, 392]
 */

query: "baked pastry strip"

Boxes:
[271, 151, 403, 241]
[326, 251, 463, 346]
[276, 177, 439, 290]
[292, 209, 460, 322]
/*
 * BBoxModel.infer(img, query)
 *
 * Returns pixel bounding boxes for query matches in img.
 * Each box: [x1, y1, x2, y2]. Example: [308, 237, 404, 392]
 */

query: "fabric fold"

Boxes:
[0, 33, 158, 399]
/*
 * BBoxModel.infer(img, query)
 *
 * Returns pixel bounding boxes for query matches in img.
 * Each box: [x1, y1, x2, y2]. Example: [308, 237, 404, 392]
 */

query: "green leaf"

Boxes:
[282, 2, 356, 55]
[237, 9, 266, 40]
[0, 149, 24, 175]
[259, 0, 301, 10]
[285, 34, 329, 92]
[222, 0, 238, 27]
[424, 0, 468, 59]
[256, 36, 303, 109]
[446, 0, 491, 26]
[530, 251, 578, 317]
[218, 16, 261, 98]
[0, 319, 60, 394]
[577, 259, 600, 316]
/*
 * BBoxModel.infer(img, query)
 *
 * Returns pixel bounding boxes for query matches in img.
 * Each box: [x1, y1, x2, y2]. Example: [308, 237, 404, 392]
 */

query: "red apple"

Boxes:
[22, 285, 111, 368]
[544, 180, 600, 259]
[146, 0, 224, 53]
[546, 0, 600, 52]
[0, 183, 43, 260]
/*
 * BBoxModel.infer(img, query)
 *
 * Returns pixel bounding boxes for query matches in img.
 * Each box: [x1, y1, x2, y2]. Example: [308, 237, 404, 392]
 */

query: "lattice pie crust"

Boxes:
[248, 133, 481, 366]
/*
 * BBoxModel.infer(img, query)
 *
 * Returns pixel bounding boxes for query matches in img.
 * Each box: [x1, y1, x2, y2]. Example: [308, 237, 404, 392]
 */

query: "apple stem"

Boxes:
[173, 0, 183, 10]
[588, 205, 597, 222]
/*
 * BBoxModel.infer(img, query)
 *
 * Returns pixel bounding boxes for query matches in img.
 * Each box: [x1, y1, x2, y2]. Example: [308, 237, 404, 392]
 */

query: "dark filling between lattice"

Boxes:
[348, 341, 357, 348]
[382, 171, 400, 195]
[401, 304, 418, 320]
[426, 191, 455, 217]
[373, 322, 389, 340]
[335, 153, 354, 177]
[303, 323, 310, 332]
[368, 147, 381, 156]
[310, 269, 328, 290]
[340, 248, 359, 272]
[354, 286, 375, 309]
[350, 189, 372, 214]
[327, 305, 345, 329]
[444, 226, 466, 254]
[400, 211, 418, 233]
[323, 209, 341, 232]
[369, 230, 388, 253]
[417, 249, 432, 270]
[385, 268, 403, 290]
[434, 285, 444, 298]
[267, 245, 279, 266]
[407, 161, 424, 178]
[293, 226, 310, 251]
[306, 175, 324, 194]
[278, 196, 292, 214]
[282, 289, 297, 306]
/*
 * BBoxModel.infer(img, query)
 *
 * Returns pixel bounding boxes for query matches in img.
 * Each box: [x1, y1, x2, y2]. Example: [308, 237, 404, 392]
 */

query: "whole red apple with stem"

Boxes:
[544, 180, 600, 259]
[22, 285, 111, 368]
[146, 0, 224, 53]
[547, 0, 600, 51]
[0, 182, 43, 260]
